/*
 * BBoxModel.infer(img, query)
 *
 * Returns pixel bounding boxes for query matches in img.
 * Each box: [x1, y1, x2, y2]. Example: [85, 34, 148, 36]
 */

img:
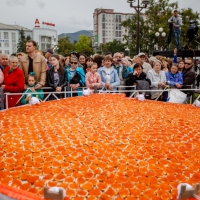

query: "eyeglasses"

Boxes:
[185, 62, 191, 65]
[71, 62, 77, 64]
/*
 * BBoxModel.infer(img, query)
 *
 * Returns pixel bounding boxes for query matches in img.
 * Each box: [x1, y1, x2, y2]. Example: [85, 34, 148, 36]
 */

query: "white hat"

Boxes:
[149, 56, 157, 62]
[138, 52, 145, 57]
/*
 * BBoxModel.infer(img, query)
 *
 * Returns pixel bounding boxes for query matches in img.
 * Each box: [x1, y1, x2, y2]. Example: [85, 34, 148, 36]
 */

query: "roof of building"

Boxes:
[0, 22, 32, 31]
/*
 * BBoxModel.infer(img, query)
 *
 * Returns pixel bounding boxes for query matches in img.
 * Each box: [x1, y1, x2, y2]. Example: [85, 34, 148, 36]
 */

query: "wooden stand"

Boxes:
[43, 186, 64, 200]
[178, 184, 200, 200]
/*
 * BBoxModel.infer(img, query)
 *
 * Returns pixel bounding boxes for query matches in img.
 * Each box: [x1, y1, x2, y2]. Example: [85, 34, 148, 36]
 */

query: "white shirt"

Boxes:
[104, 67, 111, 84]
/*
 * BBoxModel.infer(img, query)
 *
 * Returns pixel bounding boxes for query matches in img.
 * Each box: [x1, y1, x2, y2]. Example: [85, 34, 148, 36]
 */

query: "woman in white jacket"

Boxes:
[147, 60, 166, 100]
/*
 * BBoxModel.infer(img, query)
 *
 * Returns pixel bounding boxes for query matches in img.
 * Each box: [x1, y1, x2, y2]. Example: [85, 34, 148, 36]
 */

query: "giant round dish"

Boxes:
[0, 94, 200, 200]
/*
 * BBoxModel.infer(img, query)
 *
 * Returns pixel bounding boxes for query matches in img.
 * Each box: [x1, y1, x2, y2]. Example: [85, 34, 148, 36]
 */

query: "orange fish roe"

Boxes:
[0, 94, 200, 199]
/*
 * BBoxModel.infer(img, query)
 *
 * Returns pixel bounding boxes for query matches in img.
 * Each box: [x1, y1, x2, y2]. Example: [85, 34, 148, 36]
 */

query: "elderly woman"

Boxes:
[66, 56, 85, 96]
[165, 63, 183, 88]
[147, 60, 166, 100]
[97, 55, 120, 91]
[1, 56, 24, 108]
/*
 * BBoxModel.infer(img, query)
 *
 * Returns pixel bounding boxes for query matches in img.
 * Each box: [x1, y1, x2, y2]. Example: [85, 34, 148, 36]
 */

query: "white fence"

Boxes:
[1, 84, 200, 110]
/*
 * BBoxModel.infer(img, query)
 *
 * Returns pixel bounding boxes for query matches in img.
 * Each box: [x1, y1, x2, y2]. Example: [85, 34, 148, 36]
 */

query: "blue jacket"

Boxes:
[98, 66, 120, 90]
[165, 71, 183, 87]
[66, 67, 85, 96]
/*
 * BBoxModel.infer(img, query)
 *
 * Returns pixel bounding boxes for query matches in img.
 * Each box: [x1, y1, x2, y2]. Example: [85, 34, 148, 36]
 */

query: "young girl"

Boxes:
[47, 54, 67, 100]
[86, 62, 102, 89]
[85, 57, 94, 73]
[21, 72, 44, 105]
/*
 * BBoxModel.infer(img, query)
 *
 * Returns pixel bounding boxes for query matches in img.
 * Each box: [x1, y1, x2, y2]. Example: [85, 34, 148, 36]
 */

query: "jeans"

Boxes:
[174, 29, 181, 49]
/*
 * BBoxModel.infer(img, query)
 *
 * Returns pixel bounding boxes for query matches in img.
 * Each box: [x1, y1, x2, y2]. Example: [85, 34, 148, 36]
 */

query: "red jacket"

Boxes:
[3, 67, 24, 108]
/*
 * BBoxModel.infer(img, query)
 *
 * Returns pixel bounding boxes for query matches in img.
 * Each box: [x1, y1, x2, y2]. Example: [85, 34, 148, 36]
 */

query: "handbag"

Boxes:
[70, 72, 81, 84]
[168, 89, 187, 103]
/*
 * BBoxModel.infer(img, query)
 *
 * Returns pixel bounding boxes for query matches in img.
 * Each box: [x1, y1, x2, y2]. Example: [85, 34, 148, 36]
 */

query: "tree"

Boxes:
[57, 37, 74, 56]
[17, 29, 26, 52]
[101, 39, 126, 55]
[121, 0, 200, 54]
[180, 8, 200, 49]
[74, 35, 94, 56]
[17, 30, 32, 53]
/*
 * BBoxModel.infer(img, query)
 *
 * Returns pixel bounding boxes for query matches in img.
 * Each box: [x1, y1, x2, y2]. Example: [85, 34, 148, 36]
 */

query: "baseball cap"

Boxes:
[138, 52, 145, 57]
[46, 49, 53, 54]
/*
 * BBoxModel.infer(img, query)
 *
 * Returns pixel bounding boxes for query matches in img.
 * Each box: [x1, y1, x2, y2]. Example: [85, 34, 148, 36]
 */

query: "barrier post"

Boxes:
[94, 85, 98, 94]
[0, 88, 4, 110]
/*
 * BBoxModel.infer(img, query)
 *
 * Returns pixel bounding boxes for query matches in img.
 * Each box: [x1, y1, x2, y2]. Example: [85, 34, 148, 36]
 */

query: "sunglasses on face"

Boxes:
[185, 63, 191, 65]
[71, 62, 77, 64]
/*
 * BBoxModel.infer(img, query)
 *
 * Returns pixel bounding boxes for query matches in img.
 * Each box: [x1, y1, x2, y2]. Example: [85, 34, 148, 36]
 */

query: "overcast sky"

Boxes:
[0, 0, 199, 34]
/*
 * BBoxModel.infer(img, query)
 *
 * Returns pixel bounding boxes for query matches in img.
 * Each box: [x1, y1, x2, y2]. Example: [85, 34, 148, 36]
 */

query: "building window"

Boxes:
[116, 15, 118, 23]
[12, 32, 16, 42]
[116, 24, 118, 30]
[102, 23, 105, 29]
[102, 30, 105, 37]
[102, 38, 106, 44]
[119, 31, 122, 37]
[41, 43, 45, 50]
[5, 50, 9, 54]
[116, 31, 119, 37]
[4, 32, 9, 39]
[40, 36, 52, 51]
[119, 15, 122, 23]
[102, 14, 105, 22]
[4, 43, 9, 47]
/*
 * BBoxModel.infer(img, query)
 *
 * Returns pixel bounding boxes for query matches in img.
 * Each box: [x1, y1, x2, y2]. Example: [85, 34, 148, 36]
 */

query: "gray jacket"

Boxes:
[147, 69, 166, 99]
[168, 15, 182, 30]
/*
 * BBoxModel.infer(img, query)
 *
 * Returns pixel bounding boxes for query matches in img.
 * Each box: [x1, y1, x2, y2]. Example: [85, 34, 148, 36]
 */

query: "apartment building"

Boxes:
[93, 8, 133, 46]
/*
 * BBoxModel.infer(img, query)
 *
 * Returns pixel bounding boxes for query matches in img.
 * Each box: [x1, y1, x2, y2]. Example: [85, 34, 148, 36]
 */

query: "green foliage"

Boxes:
[17, 29, 32, 53]
[57, 37, 74, 56]
[121, 0, 200, 54]
[101, 39, 126, 55]
[17, 29, 26, 52]
[180, 8, 200, 49]
[74, 35, 94, 56]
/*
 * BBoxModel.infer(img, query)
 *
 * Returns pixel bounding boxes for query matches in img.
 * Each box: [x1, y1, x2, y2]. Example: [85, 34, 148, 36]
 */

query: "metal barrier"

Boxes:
[3, 86, 200, 110]
[0, 88, 4, 110]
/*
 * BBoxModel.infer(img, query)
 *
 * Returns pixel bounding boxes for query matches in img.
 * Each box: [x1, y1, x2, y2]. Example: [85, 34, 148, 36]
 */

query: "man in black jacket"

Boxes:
[182, 57, 196, 103]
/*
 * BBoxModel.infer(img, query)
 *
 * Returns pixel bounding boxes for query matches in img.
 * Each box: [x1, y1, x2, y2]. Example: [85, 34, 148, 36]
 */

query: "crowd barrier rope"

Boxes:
[2, 85, 200, 110]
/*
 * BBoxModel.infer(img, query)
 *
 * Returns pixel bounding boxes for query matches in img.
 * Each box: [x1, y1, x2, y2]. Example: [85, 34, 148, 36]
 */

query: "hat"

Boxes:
[149, 56, 157, 62]
[138, 52, 145, 57]
[46, 49, 53, 54]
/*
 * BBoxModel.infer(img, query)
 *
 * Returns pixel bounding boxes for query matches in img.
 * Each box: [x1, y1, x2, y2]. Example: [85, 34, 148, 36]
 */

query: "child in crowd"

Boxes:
[21, 72, 44, 105]
[86, 62, 102, 90]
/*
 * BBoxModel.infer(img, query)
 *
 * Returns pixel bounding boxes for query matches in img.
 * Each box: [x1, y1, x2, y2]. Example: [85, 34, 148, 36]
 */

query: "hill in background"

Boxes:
[58, 30, 93, 43]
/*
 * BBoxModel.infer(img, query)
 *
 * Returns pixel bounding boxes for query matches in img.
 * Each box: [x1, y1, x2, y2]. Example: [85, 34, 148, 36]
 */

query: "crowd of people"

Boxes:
[0, 39, 198, 109]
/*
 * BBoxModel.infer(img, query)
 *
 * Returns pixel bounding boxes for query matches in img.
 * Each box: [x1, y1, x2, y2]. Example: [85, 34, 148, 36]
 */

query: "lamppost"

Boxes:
[155, 28, 166, 51]
[126, 0, 150, 55]
[125, 46, 130, 56]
